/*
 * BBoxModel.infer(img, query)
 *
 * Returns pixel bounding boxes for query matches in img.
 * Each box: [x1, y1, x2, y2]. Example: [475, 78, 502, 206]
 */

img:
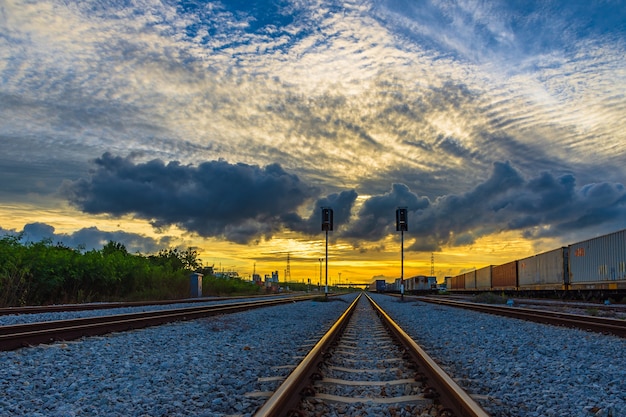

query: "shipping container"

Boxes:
[404, 275, 437, 292]
[476, 266, 493, 289]
[569, 229, 626, 290]
[464, 270, 477, 290]
[518, 247, 568, 290]
[372, 279, 386, 292]
[451, 274, 465, 290]
[428, 276, 437, 289]
[492, 260, 517, 290]
[403, 276, 411, 292]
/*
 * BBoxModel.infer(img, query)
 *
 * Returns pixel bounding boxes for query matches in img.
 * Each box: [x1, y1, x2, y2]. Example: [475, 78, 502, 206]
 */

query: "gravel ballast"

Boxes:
[2, 292, 625, 417]
[0, 294, 355, 417]
[371, 293, 626, 417]
[0, 295, 305, 326]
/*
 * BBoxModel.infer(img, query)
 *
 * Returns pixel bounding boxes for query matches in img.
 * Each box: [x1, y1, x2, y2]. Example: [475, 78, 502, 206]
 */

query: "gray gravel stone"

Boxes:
[370, 293, 626, 417]
[2, 293, 625, 417]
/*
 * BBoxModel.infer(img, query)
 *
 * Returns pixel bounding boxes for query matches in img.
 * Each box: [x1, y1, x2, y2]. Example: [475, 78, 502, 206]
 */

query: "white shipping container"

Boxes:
[464, 270, 477, 290]
[476, 266, 492, 289]
[518, 247, 567, 288]
[569, 229, 626, 284]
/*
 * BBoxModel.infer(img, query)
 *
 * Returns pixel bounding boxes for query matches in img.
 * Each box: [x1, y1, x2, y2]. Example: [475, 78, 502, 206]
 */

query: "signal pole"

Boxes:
[396, 207, 408, 301]
[321, 207, 333, 300]
[318, 258, 323, 291]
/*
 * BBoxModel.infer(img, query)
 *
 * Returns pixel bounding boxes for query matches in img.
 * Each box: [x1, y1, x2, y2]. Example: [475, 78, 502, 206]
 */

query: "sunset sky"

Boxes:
[1, 0, 625, 285]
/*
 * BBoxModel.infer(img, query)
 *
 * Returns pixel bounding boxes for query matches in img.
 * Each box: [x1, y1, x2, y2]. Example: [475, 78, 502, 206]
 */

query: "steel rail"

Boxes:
[253, 293, 362, 417]
[255, 293, 490, 417]
[419, 297, 626, 337]
[0, 293, 307, 316]
[0, 295, 317, 351]
[366, 294, 490, 417]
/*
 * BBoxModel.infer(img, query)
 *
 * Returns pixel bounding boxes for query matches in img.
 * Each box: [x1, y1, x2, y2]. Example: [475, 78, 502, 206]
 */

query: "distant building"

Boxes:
[215, 270, 239, 279]
[264, 271, 279, 283]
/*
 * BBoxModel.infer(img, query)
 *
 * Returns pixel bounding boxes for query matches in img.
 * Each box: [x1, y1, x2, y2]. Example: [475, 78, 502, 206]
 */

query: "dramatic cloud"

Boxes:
[63, 154, 626, 252]
[320, 161, 626, 251]
[1, 222, 165, 254]
[1, 0, 625, 280]
[399, 162, 626, 250]
[343, 184, 429, 241]
[64, 153, 320, 244]
[284, 189, 359, 236]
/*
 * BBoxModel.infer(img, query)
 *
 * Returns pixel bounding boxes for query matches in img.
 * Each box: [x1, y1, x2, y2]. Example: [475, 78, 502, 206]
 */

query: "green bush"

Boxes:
[203, 276, 261, 296]
[0, 236, 205, 306]
[471, 292, 509, 304]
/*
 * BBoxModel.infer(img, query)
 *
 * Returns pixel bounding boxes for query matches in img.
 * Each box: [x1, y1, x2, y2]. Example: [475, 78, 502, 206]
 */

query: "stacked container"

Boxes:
[518, 247, 568, 291]
[569, 229, 626, 290]
[464, 270, 477, 290]
[492, 260, 517, 290]
[476, 265, 493, 290]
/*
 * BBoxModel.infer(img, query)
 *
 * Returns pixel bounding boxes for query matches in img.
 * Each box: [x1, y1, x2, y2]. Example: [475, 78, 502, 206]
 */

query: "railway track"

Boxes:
[0, 295, 316, 351]
[419, 296, 626, 337]
[0, 293, 298, 316]
[254, 293, 488, 417]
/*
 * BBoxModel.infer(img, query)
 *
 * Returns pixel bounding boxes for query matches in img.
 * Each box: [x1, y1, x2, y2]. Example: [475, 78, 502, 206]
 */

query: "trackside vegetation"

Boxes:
[0, 235, 262, 307]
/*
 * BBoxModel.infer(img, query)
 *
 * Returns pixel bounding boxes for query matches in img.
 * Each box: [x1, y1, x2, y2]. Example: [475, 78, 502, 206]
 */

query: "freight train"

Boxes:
[369, 275, 438, 294]
[446, 228, 626, 300]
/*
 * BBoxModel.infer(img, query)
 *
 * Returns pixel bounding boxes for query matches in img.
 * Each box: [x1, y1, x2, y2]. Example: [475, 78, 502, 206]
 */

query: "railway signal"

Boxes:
[321, 207, 333, 231]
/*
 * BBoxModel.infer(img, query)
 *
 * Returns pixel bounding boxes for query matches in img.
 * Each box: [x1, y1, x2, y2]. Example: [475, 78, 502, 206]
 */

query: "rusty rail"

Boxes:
[0, 295, 316, 351]
[419, 297, 626, 337]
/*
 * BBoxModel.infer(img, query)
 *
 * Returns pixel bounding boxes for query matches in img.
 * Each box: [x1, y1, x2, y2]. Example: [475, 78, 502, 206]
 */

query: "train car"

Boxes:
[446, 228, 626, 299]
[569, 229, 626, 293]
[518, 247, 568, 292]
[369, 279, 387, 292]
[450, 273, 465, 290]
[404, 276, 415, 292]
[492, 260, 517, 291]
[428, 276, 437, 289]
[403, 275, 438, 294]
[464, 270, 477, 291]
[476, 265, 493, 290]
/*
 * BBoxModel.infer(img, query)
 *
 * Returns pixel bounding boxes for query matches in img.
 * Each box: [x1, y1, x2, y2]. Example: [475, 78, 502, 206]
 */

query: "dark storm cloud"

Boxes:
[1, 222, 165, 253]
[342, 183, 430, 241]
[284, 190, 359, 235]
[342, 161, 626, 251]
[64, 153, 320, 244]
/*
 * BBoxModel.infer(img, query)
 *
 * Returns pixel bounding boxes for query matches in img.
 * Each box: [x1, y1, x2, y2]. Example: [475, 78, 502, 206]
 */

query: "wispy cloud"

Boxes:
[1, 0, 625, 274]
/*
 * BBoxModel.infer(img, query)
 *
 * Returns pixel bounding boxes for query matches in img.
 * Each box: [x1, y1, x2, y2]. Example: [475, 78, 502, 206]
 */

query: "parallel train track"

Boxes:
[0, 295, 316, 351]
[254, 293, 489, 417]
[0, 294, 293, 316]
[419, 296, 626, 337]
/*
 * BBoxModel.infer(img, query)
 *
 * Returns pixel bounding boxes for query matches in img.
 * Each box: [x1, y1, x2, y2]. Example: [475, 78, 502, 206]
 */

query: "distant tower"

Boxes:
[285, 253, 291, 281]
[430, 253, 435, 276]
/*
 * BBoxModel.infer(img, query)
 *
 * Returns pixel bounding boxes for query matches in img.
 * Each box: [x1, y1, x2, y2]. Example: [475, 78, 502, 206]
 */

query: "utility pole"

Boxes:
[285, 253, 291, 282]
[431, 253, 435, 276]
[318, 258, 323, 291]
